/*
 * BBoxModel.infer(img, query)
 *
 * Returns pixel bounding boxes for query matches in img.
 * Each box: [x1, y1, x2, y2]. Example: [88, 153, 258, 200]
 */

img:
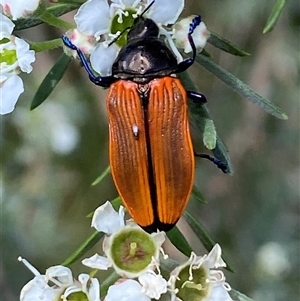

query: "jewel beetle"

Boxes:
[62, 1, 227, 232]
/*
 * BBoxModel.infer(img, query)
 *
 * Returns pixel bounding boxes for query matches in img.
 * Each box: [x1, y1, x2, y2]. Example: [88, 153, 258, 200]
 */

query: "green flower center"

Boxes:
[110, 9, 136, 48]
[176, 266, 210, 301]
[110, 228, 156, 274]
[0, 47, 17, 66]
[65, 291, 88, 301]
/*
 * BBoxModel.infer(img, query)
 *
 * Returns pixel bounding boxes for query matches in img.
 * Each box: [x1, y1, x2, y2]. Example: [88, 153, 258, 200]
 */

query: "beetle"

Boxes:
[62, 1, 227, 232]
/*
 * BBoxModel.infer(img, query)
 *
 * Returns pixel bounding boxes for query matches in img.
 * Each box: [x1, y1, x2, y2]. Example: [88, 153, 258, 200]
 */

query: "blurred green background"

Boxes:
[1, 0, 299, 300]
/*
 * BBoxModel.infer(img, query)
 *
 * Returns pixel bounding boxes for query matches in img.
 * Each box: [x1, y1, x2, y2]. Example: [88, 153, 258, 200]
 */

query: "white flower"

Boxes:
[106, 279, 151, 301]
[19, 257, 100, 301]
[138, 270, 168, 299]
[69, 0, 184, 76]
[168, 244, 232, 301]
[1, 0, 41, 20]
[0, 13, 35, 114]
[173, 15, 209, 53]
[83, 201, 166, 278]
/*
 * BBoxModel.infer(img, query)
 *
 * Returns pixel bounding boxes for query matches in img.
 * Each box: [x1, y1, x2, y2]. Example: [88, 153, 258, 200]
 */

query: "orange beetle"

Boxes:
[108, 77, 194, 232]
[62, 7, 219, 232]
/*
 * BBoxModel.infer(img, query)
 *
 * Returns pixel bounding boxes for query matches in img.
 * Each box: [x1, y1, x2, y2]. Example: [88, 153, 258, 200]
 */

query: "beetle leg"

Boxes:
[195, 153, 229, 173]
[61, 35, 115, 88]
[187, 90, 207, 104]
[176, 15, 201, 73]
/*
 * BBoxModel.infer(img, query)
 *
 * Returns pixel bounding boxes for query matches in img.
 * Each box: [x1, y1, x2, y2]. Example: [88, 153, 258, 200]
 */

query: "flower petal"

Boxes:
[0, 13, 15, 36]
[111, 0, 139, 6]
[45, 266, 73, 287]
[91, 201, 124, 233]
[87, 277, 101, 301]
[20, 275, 63, 301]
[2, 0, 40, 20]
[0, 75, 24, 115]
[148, 0, 184, 25]
[75, 0, 110, 36]
[82, 253, 112, 270]
[15, 37, 35, 73]
[208, 283, 233, 301]
[138, 271, 167, 299]
[90, 43, 119, 76]
[106, 279, 151, 301]
[204, 244, 226, 269]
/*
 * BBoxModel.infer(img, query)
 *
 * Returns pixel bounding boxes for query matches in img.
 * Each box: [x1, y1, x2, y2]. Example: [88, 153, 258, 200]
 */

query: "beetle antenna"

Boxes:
[140, 1, 155, 17]
[108, 26, 131, 47]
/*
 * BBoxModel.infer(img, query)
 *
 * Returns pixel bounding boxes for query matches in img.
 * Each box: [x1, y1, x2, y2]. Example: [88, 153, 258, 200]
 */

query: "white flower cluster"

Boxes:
[20, 201, 232, 301]
[0, 12, 35, 114]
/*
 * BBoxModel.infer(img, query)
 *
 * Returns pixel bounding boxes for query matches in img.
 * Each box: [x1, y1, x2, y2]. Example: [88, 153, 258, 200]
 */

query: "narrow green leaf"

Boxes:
[195, 54, 288, 120]
[213, 136, 233, 174]
[230, 289, 255, 301]
[29, 38, 62, 52]
[200, 48, 212, 58]
[177, 72, 233, 173]
[263, 0, 287, 34]
[167, 226, 193, 257]
[39, 10, 75, 30]
[14, 4, 79, 30]
[31, 54, 71, 110]
[208, 32, 250, 56]
[183, 211, 234, 272]
[92, 166, 111, 186]
[61, 231, 103, 266]
[191, 185, 207, 204]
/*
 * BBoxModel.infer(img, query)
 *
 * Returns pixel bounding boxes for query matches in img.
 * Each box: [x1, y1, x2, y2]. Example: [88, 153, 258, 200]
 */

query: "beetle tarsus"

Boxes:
[195, 153, 229, 173]
[187, 90, 207, 104]
[176, 15, 201, 73]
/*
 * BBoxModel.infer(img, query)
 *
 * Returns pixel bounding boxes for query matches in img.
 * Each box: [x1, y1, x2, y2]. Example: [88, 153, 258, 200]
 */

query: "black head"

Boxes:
[127, 17, 159, 41]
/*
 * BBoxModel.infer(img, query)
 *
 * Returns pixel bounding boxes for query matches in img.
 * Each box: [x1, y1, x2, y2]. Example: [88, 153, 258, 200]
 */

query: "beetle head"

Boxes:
[127, 16, 159, 41]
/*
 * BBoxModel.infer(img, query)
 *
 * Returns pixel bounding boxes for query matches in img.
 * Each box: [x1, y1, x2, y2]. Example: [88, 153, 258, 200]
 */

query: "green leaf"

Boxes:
[29, 38, 62, 52]
[195, 54, 288, 120]
[263, 0, 287, 34]
[200, 48, 212, 58]
[191, 185, 207, 204]
[14, 4, 79, 30]
[61, 231, 104, 266]
[167, 226, 193, 256]
[203, 119, 216, 149]
[183, 211, 234, 272]
[39, 10, 75, 29]
[92, 166, 111, 186]
[31, 53, 71, 110]
[213, 136, 233, 174]
[208, 32, 250, 56]
[230, 289, 255, 301]
[177, 72, 233, 173]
